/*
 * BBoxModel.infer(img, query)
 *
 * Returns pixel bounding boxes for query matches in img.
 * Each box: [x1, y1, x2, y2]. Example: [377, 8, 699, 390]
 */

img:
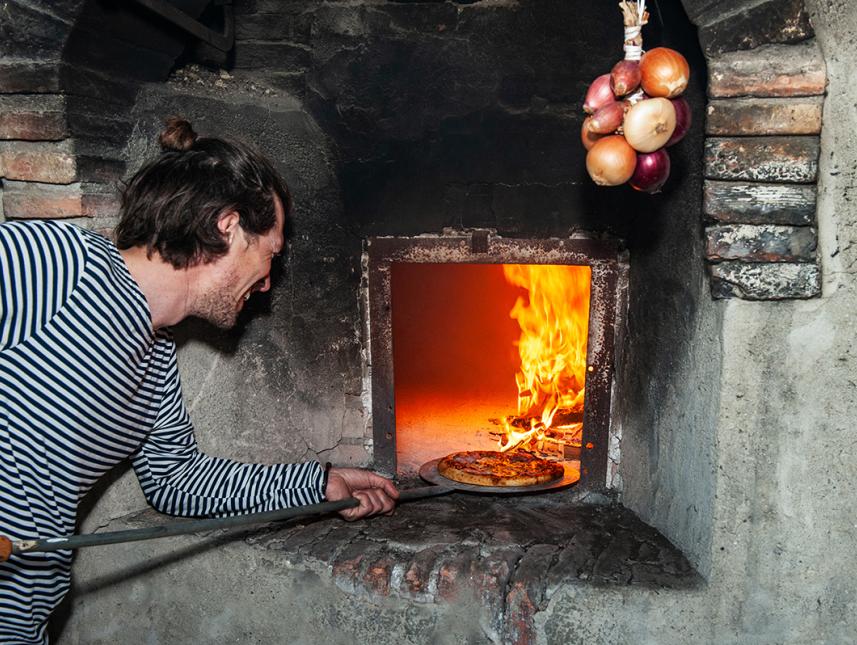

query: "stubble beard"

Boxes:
[194, 268, 241, 330]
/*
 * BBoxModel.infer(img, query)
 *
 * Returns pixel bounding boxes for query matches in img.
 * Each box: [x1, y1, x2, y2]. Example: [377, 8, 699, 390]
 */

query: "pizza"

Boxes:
[437, 450, 565, 487]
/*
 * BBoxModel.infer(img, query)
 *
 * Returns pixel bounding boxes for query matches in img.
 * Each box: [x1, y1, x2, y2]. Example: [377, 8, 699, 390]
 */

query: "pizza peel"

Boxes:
[419, 458, 580, 494]
[0, 485, 452, 561]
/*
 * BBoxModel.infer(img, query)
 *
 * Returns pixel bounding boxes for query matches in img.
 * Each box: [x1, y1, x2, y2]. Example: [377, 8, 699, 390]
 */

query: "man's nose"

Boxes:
[257, 276, 271, 293]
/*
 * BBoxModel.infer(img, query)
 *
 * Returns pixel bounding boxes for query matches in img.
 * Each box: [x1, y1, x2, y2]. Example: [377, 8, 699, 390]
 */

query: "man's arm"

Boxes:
[131, 337, 397, 519]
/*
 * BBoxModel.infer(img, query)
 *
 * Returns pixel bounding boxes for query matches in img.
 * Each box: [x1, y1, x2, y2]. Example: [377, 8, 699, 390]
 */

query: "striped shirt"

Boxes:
[0, 220, 325, 644]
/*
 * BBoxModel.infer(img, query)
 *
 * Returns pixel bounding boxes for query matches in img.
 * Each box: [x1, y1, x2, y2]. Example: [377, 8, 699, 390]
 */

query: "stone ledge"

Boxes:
[706, 97, 823, 136]
[709, 261, 820, 299]
[703, 181, 816, 226]
[248, 495, 699, 643]
[707, 41, 826, 98]
[704, 136, 819, 183]
[705, 224, 816, 262]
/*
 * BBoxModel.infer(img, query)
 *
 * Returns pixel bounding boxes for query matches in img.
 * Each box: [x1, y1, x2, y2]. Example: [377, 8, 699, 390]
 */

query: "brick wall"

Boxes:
[682, 0, 826, 299]
[0, 0, 204, 231]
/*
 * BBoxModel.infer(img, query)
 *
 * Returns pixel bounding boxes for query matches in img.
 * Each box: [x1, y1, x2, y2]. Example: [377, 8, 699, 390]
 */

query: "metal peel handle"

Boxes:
[0, 485, 452, 560]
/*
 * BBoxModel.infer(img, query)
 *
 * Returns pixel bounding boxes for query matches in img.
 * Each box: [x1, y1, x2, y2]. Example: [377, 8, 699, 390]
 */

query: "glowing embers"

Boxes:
[499, 265, 591, 455]
[391, 263, 591, 474]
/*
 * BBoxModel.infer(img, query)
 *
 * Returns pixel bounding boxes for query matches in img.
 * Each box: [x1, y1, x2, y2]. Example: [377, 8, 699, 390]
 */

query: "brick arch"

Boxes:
[677, 0, 825, 299]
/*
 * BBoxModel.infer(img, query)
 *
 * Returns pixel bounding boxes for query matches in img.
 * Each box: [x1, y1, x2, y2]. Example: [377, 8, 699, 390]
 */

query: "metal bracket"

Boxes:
[470, 229, 490, 254]
[132, 0, 235, 52]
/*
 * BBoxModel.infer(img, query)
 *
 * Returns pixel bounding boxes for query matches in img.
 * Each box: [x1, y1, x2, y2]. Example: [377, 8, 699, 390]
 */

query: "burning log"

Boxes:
[493, 410, 584, 456]
[506, 408, 583, 431]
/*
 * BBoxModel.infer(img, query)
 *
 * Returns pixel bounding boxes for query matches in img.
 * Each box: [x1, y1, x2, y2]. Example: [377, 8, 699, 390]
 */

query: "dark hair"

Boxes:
[114, 117, 291, 269]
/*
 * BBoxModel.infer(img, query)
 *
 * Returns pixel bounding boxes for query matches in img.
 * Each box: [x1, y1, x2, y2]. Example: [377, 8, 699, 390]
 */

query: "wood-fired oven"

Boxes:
[365, 232, 626, 491]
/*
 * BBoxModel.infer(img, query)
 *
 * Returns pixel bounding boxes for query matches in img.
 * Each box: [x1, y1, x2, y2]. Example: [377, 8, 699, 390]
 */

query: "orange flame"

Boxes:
[499, 265, 591, 452]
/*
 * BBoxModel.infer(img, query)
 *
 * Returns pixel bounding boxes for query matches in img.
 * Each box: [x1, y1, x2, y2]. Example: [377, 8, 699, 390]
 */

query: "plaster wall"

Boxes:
[700, 2, 857, 640]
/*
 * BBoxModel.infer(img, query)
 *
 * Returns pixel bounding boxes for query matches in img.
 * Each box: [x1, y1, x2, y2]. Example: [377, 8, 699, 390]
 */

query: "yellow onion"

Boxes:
[586, 135, 637, 186]
[640, 47, 690, 98]
[622, 98, 676, 153]
[581, 117, 606, 151]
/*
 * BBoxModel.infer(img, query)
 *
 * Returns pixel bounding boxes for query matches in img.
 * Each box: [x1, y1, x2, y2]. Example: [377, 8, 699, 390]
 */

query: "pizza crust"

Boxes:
[437, 450, 565, 487]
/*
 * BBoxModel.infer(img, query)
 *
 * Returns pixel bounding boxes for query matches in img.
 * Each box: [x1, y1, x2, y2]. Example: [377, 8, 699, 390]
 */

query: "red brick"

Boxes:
[1, 180, 118, 220]
[704, 136, 819, 183]
[706, 97, 823, 136]
[703, 180, 815, 226]
[505, 583, 538, 645]
[708, 42, 826, 98]
[0, 95, 67, 141]
[362, 557, 393, 596]
[400, 546, 444, 598]
[705, 224, 816, 262]
[503, 545, 557, 645]
[709, 261, 821, 299]
[0, 140, 76, 183]
[435, 548, 479, 602]
[331, 552, 365, 588]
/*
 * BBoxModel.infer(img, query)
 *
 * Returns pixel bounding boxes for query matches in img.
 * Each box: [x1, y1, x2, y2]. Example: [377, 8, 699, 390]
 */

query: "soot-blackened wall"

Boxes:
[168, 0, 719, 570]
[77, 0, 718, 586]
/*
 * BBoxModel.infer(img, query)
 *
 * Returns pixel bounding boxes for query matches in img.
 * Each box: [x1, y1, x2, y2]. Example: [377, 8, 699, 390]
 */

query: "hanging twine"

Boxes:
[620, 0, 648, 61]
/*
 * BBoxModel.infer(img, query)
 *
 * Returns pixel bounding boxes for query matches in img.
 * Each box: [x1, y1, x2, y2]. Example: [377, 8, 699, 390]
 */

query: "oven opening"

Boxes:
[391, 262, 592, 477]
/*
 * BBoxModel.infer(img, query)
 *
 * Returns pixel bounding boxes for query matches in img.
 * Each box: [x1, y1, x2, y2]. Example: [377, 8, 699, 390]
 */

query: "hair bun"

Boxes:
[159, 117, 198, 152]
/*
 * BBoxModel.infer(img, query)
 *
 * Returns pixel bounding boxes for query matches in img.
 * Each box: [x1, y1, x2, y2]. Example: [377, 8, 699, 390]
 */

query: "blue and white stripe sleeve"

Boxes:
[130, 343, 326, 518]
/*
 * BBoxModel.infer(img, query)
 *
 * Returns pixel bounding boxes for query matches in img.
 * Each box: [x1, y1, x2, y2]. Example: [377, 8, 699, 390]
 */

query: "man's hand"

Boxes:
[324, 467, 399, 521]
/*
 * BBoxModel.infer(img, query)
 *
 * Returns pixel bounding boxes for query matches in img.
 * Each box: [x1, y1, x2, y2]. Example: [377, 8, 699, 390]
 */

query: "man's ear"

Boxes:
[217, 210, 241, 242]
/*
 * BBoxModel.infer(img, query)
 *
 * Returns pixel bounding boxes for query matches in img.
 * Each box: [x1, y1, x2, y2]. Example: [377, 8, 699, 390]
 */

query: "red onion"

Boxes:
[583, 74, 616, 114]
[630, 148, 671, 193]
[610, 60, 641, 97]
[666, 96, 692, 146]
[588, 101, 625, 134]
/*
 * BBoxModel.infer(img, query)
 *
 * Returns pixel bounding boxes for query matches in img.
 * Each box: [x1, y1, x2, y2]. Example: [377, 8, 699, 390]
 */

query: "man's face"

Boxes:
[194, 195, 286, 329]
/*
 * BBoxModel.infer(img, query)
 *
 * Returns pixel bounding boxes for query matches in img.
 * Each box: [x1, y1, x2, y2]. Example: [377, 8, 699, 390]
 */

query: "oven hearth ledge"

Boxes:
[88, 495, 700, 642]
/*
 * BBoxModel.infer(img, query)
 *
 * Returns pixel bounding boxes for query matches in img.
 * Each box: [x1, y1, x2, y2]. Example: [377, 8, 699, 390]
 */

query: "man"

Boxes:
[0, 118, 398, 643]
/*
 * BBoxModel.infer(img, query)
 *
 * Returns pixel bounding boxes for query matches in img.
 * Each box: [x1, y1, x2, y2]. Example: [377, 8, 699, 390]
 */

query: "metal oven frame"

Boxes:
[364, 231, 625, 491]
